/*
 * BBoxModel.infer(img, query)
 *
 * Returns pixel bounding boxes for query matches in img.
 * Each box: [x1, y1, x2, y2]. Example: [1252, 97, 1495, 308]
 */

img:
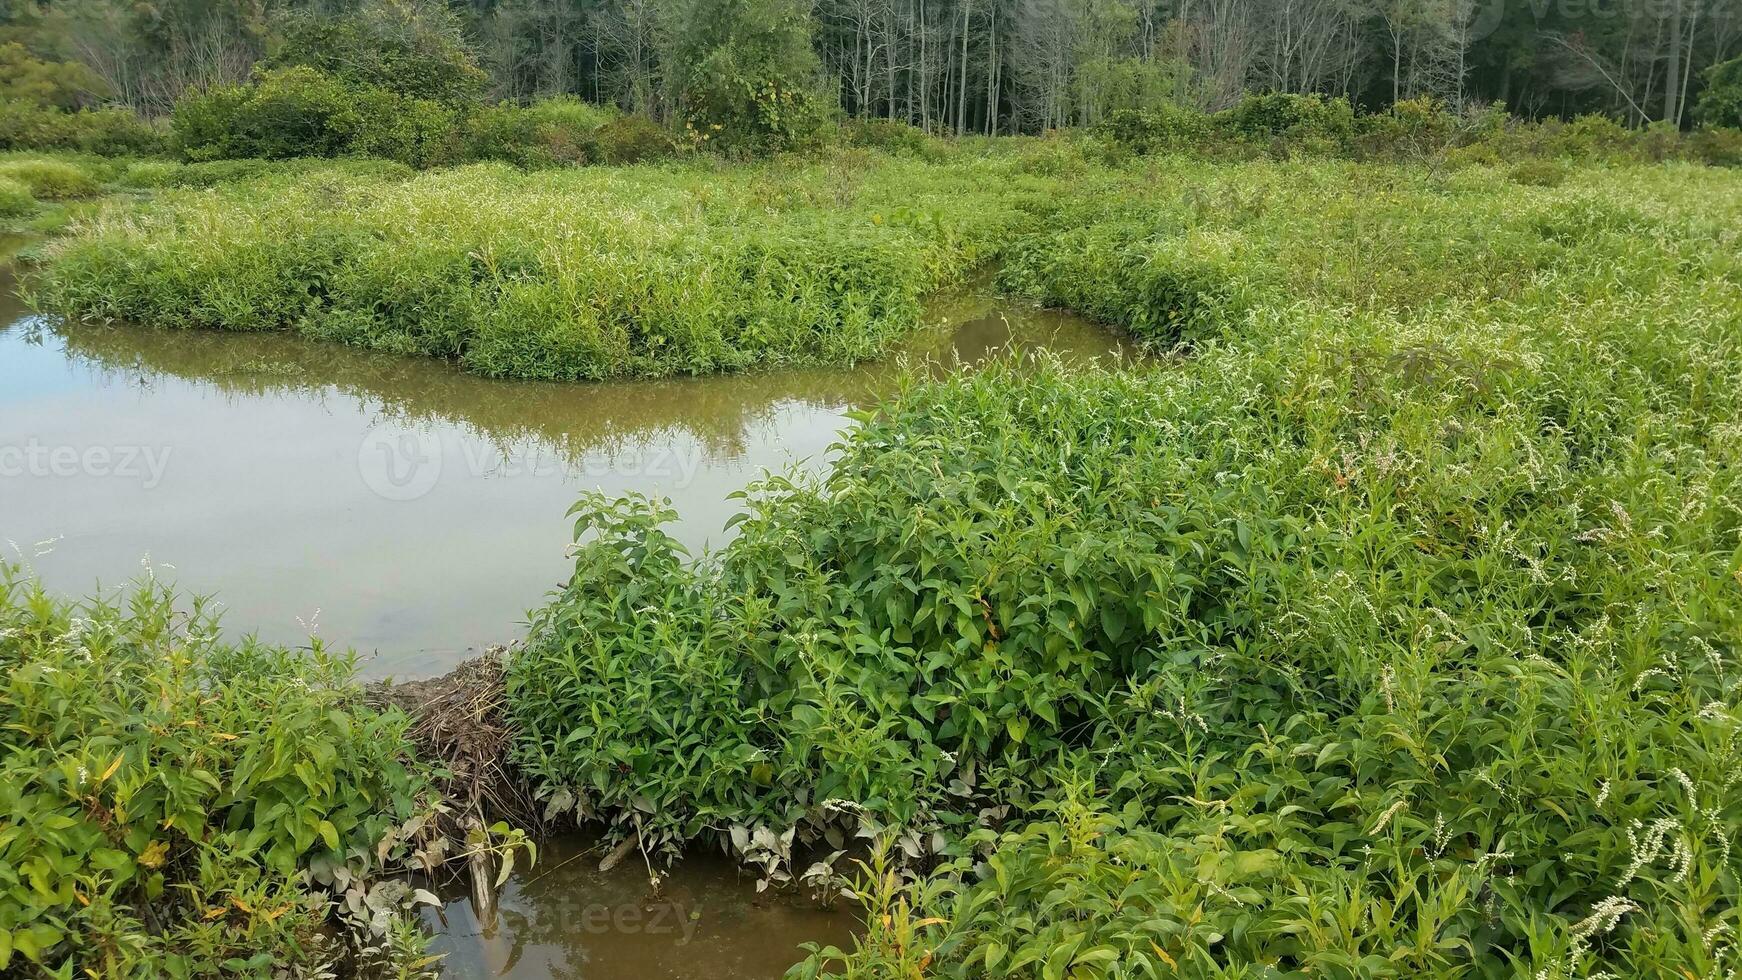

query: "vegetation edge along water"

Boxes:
[6, 138, 1742, 978]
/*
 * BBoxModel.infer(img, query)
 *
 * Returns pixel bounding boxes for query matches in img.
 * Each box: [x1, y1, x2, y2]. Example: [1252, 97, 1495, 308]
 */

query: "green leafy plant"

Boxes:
[0, 565, 440, 975]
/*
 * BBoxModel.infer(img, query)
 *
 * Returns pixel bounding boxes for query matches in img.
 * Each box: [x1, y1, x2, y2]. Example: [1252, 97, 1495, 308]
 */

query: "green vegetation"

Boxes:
[1702, 56, 1742, 131]
[494, 157, 1742, 978]
[30, 150, 1039, 378]
[0, 565, 445, 975]
[0, 176, 34, 217]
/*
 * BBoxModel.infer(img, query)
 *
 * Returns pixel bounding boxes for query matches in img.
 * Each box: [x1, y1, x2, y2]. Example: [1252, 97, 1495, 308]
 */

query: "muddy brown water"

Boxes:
[1, 251, 1130, 977]
[422, 837, 856, 979]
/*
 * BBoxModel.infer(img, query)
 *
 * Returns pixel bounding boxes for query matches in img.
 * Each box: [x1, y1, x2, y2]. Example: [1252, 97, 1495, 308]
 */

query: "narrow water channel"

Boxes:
[0, 261, 1129, 679]
[1, 254, 1132, 977]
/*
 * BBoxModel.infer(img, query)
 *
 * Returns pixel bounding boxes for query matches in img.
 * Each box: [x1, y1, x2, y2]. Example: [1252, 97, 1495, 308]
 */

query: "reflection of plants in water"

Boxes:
[42, 295, 1126, 472]
[427, 838, 842, 980]
[48, 317, 877, 464]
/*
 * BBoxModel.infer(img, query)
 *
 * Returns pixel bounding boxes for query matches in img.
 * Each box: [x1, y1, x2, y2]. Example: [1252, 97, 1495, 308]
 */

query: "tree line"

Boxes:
[3, 0, 1739, 131]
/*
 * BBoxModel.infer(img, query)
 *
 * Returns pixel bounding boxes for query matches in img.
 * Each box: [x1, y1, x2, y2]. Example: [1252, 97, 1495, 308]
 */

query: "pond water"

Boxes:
[422, 837, 855, 979]
[0, 260, 1129, 679]
[1, 250, 1132, 977]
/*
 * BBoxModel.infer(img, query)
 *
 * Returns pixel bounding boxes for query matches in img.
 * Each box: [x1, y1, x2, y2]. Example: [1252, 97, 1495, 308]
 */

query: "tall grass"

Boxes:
[32, 150, 1049, 379]
[503, 155, 1742, 977]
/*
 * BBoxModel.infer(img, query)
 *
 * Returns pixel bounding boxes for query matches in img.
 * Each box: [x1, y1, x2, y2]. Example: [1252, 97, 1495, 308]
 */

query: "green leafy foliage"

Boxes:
[264, 0, 488, 105]
[171, 66, 460, 167]
[661, 0, 828, 151]
[32, 150, 1035, 378]
[0, 565, 437, 975]
[1699, 55, 1742, 130]
[0, 155, 100, 198]
[0, 176, 34, 217]
[502, 157, 1742, 978]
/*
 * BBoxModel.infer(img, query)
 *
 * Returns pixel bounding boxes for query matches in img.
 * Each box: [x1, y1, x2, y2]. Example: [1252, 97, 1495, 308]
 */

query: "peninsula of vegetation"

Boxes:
[2, 0, 1742, 976]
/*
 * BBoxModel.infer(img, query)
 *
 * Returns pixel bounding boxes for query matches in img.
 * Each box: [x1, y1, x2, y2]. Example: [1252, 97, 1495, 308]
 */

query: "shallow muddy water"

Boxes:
[0, 262, 1130, 678]
[423, 837, 855, 979]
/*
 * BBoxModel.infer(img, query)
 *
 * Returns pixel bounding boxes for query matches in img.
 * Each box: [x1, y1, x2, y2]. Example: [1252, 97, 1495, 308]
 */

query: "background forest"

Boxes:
[1, 0, 1739, 141]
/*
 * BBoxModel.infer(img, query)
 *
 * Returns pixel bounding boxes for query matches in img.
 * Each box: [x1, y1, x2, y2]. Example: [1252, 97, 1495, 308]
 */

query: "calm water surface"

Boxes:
[1, 251, 1132, 977]
[423, 837, 855, 979]
[0, 264, 1129, 678]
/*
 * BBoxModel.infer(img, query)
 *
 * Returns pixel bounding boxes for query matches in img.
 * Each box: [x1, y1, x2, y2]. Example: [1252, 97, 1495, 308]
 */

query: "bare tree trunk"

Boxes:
[958, 0, 972, 134]
[1664, 0, 1682, 123]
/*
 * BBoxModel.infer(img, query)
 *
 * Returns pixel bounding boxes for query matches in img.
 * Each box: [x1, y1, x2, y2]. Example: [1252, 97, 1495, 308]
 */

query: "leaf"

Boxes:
[139, 840, 169, 869]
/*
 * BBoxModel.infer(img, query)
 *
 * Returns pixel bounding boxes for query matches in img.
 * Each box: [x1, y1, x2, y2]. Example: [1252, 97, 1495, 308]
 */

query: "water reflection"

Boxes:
[423, 837, 854, 979]
[1, 267, 1130, 677]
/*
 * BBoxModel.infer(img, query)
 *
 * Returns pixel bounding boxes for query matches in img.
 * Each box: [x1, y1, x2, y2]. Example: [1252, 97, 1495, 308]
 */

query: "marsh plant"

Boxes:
[505, 152, 1742, 977]
[0, 566, 451, 976]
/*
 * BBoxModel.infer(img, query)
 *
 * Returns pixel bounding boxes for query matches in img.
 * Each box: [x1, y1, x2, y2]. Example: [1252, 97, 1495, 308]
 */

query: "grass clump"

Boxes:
[0, 176, 35, 217]
[0, 155, 101, 199]
[0, 566, 446, 976]
[32, 151, 1037, 379]
[505, 156, 1742, 978]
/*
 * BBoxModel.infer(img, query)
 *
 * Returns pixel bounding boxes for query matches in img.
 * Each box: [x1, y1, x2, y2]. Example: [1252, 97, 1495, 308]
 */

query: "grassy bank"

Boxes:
[500, 155, 1742, 977]
[28, 141, 1742, 380]
[29, 150, 1046, 380]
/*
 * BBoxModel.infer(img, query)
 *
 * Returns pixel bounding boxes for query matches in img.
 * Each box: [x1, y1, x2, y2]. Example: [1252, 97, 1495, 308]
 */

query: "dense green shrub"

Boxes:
[1689, 125, 1742, 167]
[1698, 54, 1742, 129]
[997, 222, 1249, 344]
[0, 176, 34, 217]
[0, 566, 438, 975]
[1216, 91, 1355, 144]
[660, 0, 827, 151]
[172, 67, 456, 167]
[498, 159, 1742, 978]
[1097, 103, 1211, 154]
[264, 0, 487, 105]
[459, 97, 618, 167]
[0, 103, 165, 156]
[592, 114, 676, 163]
[838, 118, 948, 158]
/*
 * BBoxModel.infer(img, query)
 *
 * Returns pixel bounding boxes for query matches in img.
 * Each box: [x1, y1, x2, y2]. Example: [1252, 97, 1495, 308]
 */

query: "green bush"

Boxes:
[1098, 103, 1211, 154]
[173, 68, 362, 162]
[1215, 91, 1355, 144]
[265, 0, 487, 105]
[839, 118, 945, 157]
[0, 176, 34, 217]
[459, 97, 616, 168]
[0, 565, 438, 975]
[172, 67, 455, 167]
[1688, 126, 1742, 167]
[0, 102, 166, 156]
[661, 0, 827, 151]
[592, 114, 676, 164]
[1697, 55, 1742, 129]
[0, 156, 99, 198]
[1551, 112, 1637, 159]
